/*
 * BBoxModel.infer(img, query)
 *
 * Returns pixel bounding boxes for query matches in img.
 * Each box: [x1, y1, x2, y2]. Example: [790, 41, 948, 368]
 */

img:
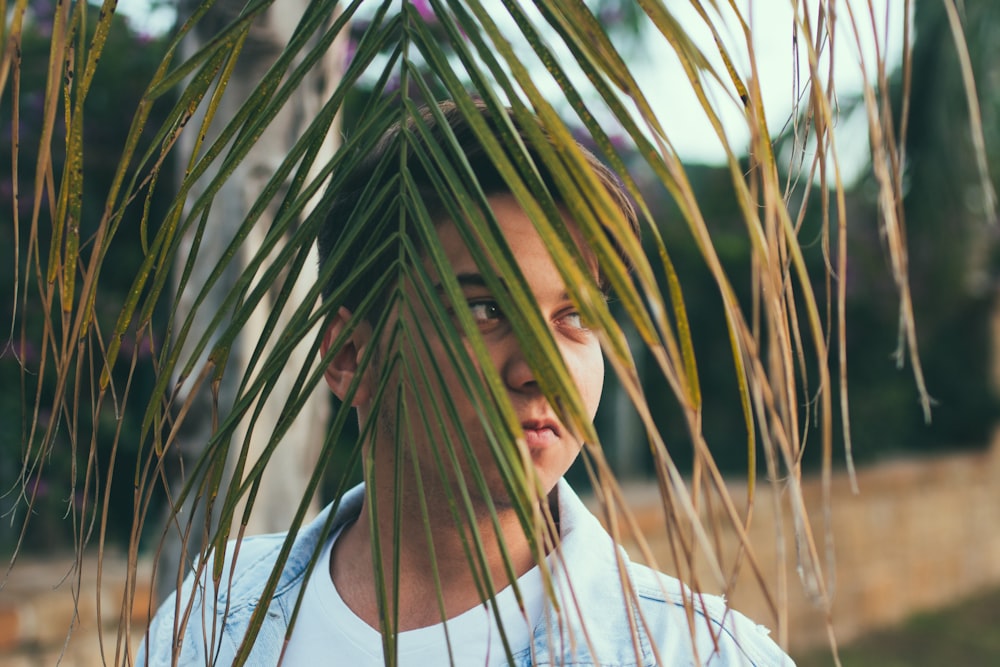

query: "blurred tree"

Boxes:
[157, 0, 345, 603]
[843, 0, 1000, 460]
[0, 1, 174, 553]
[655, 0, 1000, 469]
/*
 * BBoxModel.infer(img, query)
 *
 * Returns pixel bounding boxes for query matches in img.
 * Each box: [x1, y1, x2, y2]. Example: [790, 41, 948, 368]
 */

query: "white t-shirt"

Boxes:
[281, 528, 545, 666]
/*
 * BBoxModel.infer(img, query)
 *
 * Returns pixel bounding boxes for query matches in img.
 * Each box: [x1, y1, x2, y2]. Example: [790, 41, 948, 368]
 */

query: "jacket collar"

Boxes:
[223, 480, 655, 667]
[239, 480, 653, 666]
[526, 479, 655, 666]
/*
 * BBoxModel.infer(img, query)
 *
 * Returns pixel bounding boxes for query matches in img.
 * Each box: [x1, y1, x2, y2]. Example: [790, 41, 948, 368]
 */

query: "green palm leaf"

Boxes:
[4, 1, 992, 665]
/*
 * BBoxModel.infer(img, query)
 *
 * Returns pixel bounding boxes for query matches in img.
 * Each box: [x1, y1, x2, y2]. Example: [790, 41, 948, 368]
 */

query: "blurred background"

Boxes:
[2, 1, 999, 664]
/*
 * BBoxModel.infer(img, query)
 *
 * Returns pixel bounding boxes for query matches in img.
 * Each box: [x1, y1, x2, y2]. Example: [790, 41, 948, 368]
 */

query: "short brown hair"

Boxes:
[316, 99, 638, 314]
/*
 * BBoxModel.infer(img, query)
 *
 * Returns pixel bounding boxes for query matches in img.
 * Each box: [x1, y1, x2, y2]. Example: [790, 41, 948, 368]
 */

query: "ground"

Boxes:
[793, 586, 1000, 666]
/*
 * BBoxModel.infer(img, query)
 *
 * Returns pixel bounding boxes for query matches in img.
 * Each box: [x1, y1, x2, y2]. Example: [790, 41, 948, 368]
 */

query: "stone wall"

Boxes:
[613, 428, 1000, 653]
[2, 433, 999, 662]
[0, 556, 152, 667]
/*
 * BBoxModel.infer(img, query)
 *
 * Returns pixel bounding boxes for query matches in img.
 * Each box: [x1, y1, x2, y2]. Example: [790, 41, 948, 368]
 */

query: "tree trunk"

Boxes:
[158, 0, 345, 604]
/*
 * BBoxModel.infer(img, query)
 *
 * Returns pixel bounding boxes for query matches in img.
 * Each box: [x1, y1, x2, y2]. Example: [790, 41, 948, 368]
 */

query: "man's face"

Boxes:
[355, 193, 605, 507]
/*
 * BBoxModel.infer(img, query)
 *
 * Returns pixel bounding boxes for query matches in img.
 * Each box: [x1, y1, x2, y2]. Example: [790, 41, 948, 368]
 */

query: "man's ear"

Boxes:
[320, 307, 373, 406]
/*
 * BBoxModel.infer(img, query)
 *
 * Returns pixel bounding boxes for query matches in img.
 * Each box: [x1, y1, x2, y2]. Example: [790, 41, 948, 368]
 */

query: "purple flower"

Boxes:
[571, 126, 593, 146]
[2, 339, 39, 364]
[411, 0, 437, 23]
[31, 2, 55, 39]
[136, 333, 154, 359]
[345, 37, 358, 69]
[608, 133, 629, 151]
[27, 475, 50, 499]
[597, 5, 625, 26]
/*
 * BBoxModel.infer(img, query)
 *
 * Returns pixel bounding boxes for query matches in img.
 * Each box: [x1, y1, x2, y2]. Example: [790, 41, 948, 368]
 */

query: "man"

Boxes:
[141, 100, 793, 666]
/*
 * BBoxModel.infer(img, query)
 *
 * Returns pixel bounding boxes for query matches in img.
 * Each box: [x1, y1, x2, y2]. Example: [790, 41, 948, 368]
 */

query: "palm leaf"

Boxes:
[4, 1, 990, 664]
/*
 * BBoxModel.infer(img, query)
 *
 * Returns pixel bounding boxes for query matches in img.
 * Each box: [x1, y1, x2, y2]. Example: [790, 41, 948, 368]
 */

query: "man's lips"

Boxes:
[521, 420, 561, 449]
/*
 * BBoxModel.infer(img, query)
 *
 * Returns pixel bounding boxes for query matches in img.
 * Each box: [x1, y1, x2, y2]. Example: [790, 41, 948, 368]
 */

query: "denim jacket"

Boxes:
[139, 481, 793, 666]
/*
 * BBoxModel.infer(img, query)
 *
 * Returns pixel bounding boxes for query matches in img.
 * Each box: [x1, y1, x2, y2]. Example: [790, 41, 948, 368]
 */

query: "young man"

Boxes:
[141, 101, 793, 666]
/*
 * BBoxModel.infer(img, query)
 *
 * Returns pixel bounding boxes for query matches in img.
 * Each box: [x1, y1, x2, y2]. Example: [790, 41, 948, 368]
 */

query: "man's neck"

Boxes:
[329, 484, 548, 632]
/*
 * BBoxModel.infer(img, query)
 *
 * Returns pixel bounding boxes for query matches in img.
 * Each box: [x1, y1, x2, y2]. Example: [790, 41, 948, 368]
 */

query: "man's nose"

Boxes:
[501, 342, 540, 394]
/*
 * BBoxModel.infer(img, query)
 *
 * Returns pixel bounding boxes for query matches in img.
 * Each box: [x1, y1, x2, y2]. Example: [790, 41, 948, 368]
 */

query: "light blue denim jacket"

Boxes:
[139, 481, 793, 666]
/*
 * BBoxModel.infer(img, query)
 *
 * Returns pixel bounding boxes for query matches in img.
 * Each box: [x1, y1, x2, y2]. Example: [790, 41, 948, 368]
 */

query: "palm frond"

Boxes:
[4, 1, 991, 664]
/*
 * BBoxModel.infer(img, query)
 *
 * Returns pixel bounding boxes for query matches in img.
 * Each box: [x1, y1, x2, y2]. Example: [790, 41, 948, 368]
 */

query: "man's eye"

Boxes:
[561, 312, 588, 331]
[469, 300, 503, 324]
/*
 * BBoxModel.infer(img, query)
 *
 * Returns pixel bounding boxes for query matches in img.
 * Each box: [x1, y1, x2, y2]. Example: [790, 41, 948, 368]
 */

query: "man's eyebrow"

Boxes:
[438, 274, 606, 303]
[436, 273, 508, 292]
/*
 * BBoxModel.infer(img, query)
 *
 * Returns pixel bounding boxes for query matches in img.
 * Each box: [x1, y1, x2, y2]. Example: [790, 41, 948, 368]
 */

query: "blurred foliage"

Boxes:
[631, 0, 1000, 474]
[0, 3, 175, 554]
[835, 0, 1000, 464]
[627, 152, 999, 475]
[3, 0, 999, 554]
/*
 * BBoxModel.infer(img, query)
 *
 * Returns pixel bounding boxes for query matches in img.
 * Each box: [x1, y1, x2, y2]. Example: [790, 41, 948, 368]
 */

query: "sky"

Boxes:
[631, 1, 904, 166]
[115, 0, 903, 172]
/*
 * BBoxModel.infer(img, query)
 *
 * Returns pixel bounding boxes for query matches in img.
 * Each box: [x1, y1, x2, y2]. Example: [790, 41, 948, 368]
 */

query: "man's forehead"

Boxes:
[426, 196, 599, 269]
